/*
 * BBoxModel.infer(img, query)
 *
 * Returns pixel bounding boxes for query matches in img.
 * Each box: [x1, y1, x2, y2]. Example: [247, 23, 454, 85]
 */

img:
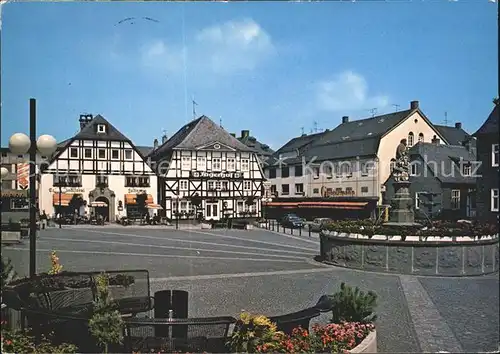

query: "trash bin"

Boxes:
[154, 290, 189, 338]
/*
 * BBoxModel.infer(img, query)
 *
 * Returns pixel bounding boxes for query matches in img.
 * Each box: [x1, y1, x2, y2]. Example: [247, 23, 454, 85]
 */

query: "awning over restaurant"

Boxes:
[265, 201, 368, 210]
[89, 201, 108, 207]
[124, 194, 154, 205]
[147, 204, 163, 210]
[52, 193, 75, 207]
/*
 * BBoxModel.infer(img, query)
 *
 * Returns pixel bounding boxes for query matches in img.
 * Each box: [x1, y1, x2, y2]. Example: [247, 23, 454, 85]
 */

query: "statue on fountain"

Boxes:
[392, 139, 410, 182]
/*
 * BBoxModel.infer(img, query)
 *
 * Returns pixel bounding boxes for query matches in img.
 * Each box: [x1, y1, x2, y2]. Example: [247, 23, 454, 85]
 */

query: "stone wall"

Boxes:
[319, 233, 499, 276]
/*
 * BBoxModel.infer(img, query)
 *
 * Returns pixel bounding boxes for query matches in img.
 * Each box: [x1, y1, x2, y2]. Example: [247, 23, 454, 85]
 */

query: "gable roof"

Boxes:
[434, 124, 471, 146]
[150, 115, 253, 158]
[74, 114, 131, 142]
[473, 104, 499, 136]
[238, 135, 274, 157]
[275, 132, 326, 155]
[409, 142, 476, 184]
[136, 146, 154, 157]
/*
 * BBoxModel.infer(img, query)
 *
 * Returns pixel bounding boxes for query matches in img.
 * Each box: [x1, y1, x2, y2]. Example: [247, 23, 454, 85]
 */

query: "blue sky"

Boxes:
[1, 1, 497, 150]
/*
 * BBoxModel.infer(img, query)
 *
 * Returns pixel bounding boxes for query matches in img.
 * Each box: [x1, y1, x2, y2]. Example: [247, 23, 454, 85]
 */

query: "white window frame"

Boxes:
[241, 159, 249, 172]
[451, 189, 460, 210]
[97, 148, 106, 160]
[415, 192, 420, 209]
[181, 156, 191, 170]
[212, 158, 221, 171]
[207, 181, 214, 190]
[462, 164, 471, 176]
[408, 132, 414, 147]
[83, 148, 92, 159]
[491, 188, 499, 212]
[215, 180, 222, 190]
[70, 147, 78, 158]
[180, 180, 188, 190]
[295, 183, 304, 194]
[111, 149, 120, 160]
[410, 163, 418, 176]
[197, 156, 206, 170]
[244, 180, 251, 190]
[97, 124, 106, 133]
[492, 144, 499, 167]
[222, 181, 229, 190]
[124, 149, 133, 160]
[227, 158, 236, 171]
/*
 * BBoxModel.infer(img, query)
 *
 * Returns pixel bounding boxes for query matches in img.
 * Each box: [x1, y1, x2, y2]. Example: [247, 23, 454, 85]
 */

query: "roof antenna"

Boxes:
[301, 127, 305, 135]
[444, 111, 448, 126]
[192, 96, 198, 120]
[392, 104, 400, 112]
[219, 116, 223, 128]
[313, 121, 318, 133]
[367, 108, 378, 117]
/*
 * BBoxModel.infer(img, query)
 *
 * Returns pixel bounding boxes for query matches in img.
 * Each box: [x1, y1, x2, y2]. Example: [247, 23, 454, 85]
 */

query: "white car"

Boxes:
[309, 218, 333, 232]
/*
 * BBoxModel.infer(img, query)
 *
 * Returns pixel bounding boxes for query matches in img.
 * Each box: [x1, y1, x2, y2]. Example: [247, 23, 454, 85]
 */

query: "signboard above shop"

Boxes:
[190, 171, 243, 179]
[321, 186, 355, 198]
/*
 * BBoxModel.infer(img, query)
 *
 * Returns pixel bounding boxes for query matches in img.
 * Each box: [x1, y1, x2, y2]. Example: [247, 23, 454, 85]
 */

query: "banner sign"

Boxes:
[190, 171, 242, 179]
[321, 186, 355, 197]
[17, 163, 29, 190]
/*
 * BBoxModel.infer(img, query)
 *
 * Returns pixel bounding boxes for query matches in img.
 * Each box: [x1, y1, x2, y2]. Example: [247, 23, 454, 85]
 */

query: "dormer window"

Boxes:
[97, 124, 106, 133]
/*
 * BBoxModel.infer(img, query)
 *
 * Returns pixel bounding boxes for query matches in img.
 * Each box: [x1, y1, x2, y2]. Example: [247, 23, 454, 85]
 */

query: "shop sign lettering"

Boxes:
[128, 188, 147, 194]
[190, 171, 242, 179]
[49, 187, 85, 194]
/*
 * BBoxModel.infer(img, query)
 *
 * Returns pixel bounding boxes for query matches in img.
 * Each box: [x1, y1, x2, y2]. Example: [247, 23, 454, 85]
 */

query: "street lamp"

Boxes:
[6, 99, 57, 278]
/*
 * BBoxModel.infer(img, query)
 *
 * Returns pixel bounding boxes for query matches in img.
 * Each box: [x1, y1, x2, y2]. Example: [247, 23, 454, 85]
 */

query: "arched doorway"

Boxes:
[94, 196, 110, 222]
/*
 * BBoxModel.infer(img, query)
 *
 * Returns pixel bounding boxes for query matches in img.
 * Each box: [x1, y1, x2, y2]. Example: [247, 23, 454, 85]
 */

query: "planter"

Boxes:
[350, 329, 377, 353]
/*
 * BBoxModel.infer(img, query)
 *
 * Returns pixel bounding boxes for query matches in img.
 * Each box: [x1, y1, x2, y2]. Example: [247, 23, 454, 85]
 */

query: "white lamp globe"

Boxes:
[37, 134, 57, 156]
[0, 166, 8, 179]
[8, 133, 31, 155]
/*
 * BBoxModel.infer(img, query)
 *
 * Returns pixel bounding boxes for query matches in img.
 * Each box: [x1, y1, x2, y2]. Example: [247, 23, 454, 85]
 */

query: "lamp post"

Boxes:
[6, 99, 57, 278]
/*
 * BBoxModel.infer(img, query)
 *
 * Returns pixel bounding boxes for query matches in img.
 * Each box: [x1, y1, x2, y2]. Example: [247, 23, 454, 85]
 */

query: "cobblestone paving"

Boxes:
[2, 227, 498, 353]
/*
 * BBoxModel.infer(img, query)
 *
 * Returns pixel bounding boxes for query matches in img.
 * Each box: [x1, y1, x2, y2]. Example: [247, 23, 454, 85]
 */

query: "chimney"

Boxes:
[162, 134, 168, 144]
[342, 116, 349, 124]
[230, 133, 236, 138]
[153, 138, 159, 150]
[431, 135, 440, 145]
[455, 122, 462, 129]
[79, 114, 93, 131]
[241, 130, 250, 139]
[410, 101, 419, 110]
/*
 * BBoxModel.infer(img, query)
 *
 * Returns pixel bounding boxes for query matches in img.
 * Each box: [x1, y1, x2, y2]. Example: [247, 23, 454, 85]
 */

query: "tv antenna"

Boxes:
[192, 97, 198, 120]
[301, 127, 305, 135]
[219, 116, 223, 128]
[444, 111, 448, 125]
[392, 104, 400, 112]
[313, 121, 318, 133]
[367, 108, 378, 117]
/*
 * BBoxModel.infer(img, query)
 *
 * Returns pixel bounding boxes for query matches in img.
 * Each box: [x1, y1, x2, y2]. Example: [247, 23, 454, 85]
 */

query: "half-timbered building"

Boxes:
[39, 114, 158, 221]
[148, 116, 266, 221]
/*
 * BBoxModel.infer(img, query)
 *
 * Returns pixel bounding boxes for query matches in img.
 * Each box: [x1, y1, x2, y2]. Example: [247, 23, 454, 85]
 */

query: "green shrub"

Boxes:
[1, 327, 78, 353]
[328, 282, 378, 324]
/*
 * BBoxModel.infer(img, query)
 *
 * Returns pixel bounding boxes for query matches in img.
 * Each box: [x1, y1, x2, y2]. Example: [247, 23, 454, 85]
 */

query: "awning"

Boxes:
[52, 193, 75, 207]
[89, 201, 108, 207]
[266, 201, 368, 210]
[125, 194, 154, 205]
[147, 204, 163, 210]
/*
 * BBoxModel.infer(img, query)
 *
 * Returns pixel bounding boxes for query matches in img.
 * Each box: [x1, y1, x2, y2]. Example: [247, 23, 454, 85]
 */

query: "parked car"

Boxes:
[281, 214, 305, 229]
[309, 218, 333, 232]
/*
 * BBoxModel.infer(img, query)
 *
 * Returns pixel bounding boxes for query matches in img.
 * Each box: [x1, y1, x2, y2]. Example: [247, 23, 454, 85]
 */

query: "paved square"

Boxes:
[3, 227, 498, 353]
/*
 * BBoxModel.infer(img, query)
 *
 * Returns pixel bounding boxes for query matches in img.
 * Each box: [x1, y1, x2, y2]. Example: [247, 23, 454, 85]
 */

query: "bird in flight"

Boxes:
[115, 17, 160, 26]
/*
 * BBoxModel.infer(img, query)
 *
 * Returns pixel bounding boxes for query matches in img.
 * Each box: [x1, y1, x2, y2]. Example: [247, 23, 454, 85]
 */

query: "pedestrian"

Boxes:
[40, 210, 48, 229]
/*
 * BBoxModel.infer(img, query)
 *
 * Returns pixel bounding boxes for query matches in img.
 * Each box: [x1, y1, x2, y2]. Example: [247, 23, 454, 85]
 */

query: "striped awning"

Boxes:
[125, 194, 154, 205]
[52, 193, 76, 207]
[147, 204, 163, 210]
[90, 201, 108, 207]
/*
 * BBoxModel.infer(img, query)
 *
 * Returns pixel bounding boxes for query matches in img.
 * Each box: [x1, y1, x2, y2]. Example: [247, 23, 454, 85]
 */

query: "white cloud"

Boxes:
[315, 71, 389, 112]
[140, 18, 275, 76]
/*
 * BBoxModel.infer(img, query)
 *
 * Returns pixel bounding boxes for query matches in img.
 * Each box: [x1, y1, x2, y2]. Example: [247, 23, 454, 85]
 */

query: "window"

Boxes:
[408, 132, 414, 146]
[340, 163, 351, 176]
[237, 201, 244, 213]
[451, 189, 460, 210]
[181, 156, 191, 170]
[361, 186, 369, 194]
[97, 124, 106, 133]
[207, 181, 214, 190]
[282, 184, 290, 195]
[212, 158, 221, 171]
[313, 167, 320, 179]
[241, 159, 249, 171]
[492, 144, 499, 167]
[11, 199, 29, 210]
[98, 149, 106, 159]
[180, 180, 189, 190]
[188, 202, 195, 214]
[222, 181, 229, 190]
[491, 189, 499, 212]
[295, 183, 304, 195]
[84, 148, 92, 158]
[281, 167, 290, 178]
[324, 165, 333, 178]
[215, 180, 222, 190]
[96, 176, 108, 186]
[270, 185, 277, 194]
[346, 187, 353, 195]
[125, 176, 137, 187]
[180, 201, 187, 211]
[410, 163, 418, 176]
[138, 177, 150, 187]
[418, 133, 424, 143]
[360, 162, 368, 177]
[70, 148, 78, 158]
[244, 180, 251, 190]
[227, 158, 236, 171]
[390, 159, 396, 173]
[124, 149, 133, 160]
[63, 175, 82, 187]
[111, 149, 119, 160]
[313, 188, 319, 194]
[268, 168, 276, 179]
[197, 156, 206, 170]
[415, 192, 421, 209]
[462, 164, 471, 176]
[294, 165, 303, 177]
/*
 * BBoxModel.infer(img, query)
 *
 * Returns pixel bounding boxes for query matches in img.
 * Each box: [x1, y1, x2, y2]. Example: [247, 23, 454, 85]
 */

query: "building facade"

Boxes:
[265, 101, 450, 204]
[473, 102, 499, 221]
[148, 116, 266, 221]
[40, 114, 158, 221]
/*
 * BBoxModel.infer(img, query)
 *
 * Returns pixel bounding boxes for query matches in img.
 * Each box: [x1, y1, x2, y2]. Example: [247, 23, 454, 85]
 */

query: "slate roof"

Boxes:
[238, 135, 274, 157]
[136, 146, 154, 157]
[409, 142, 476, 184]
[74, 114, 131, 142]
[303, 137, 381, 162]
[150, 115, 253, 158]
[434, 124, 471, 146]
[275, 132, 326, 154]
[473, 104, 499, 136]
